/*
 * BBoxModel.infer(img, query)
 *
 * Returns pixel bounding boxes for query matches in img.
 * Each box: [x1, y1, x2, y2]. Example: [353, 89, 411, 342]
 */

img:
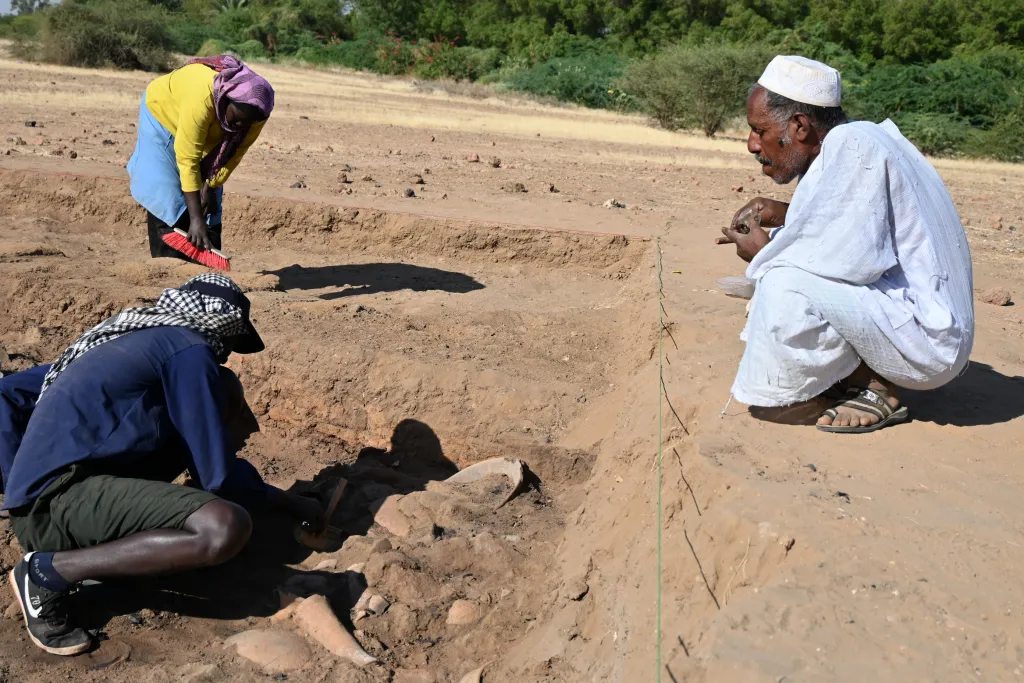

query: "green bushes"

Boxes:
[620, 44, 768, 136]
[505, 54, 636, 110]
[31, 0, 172, 71]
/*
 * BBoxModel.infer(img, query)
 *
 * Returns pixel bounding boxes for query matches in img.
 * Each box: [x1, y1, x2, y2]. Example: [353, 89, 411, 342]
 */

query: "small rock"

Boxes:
[441, 193, 448, 199]
[467, 153, 481, 163]
[371, 537, 393, 554]
[14, 137, 25, 146]
[563, 578, 589, 601]
[24, 121, 36, 127]
[990, 214, 1003, 230]
[979, 288, 1012, 306]
[489, 157, 501, 168]
[299, 115, 310, 120]
[341, 163, 352, 172]
[504, 182, 527, 193]
[290, 181, 307, 189]
[446, 599, 479, 625]
[225, 630, 310, 674]
[731, 184, 744, 192]
[338, 172, 350, 184]
[411, 174, 425, 184]
[102, 139, 115, 146]
[422, 168, 431, 174]
[603, 198, 626, 209]
[325, 145, 334, 153]
[361, 174, 373, 182]
[404, 188, 416, 198]
[429, 135, 435, 142]
[69, 150, 78, 159]
[548, 183, 559, 193]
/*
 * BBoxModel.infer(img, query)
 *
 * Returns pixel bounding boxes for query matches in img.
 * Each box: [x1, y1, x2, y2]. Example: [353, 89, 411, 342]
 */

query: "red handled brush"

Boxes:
[160, 228, 232, 271]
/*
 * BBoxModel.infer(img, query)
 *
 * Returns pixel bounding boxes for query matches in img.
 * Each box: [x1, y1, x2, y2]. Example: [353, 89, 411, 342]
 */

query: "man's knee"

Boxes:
[184, 499, 252, 565]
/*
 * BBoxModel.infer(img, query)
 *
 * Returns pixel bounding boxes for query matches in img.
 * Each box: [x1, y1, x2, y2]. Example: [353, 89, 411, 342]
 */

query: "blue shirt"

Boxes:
[0, 364, 50, 492]
[2, 327, 270, 511]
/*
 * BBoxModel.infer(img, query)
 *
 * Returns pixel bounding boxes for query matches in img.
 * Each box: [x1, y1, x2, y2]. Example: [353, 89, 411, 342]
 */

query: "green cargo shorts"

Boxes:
[10, 466, 219, 553]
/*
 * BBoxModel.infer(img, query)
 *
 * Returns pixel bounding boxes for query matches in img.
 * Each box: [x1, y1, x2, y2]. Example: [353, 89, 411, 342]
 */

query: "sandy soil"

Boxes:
[0, 58, 1022, 682]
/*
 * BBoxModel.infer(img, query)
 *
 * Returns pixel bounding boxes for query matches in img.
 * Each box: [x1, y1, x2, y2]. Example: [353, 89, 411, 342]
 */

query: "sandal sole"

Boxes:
[816, 406, 910, 434]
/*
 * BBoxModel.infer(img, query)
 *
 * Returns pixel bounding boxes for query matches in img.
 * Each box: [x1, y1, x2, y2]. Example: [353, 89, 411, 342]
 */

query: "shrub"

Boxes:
[196, 38, 232, 58]
[235, 38, 268, 60]
[166, 18, 221, 55]
[892, 112, 978, 157]
[620, 43, 768, 136]
[505, 53, 635, 109]
[35, 0, 172, 71]
[412, 38, 468, 81]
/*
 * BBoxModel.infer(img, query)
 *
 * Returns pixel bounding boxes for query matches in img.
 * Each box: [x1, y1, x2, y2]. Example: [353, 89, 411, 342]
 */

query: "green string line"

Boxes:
[656, 236, 663, 682]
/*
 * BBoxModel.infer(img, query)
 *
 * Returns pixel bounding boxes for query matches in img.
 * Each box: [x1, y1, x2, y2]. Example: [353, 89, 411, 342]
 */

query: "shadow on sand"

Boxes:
[264, 262, 484, 300]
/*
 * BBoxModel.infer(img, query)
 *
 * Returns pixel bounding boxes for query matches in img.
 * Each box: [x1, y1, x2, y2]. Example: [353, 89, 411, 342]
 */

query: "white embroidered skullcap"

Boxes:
[758, 55, 842, 107]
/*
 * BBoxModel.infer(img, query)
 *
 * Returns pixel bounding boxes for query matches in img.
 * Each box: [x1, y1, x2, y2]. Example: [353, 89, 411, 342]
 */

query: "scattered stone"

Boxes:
[341, 163, 353, 172]
[14, 137, 25, 146]
[373, 495, 413, 536]
[4, 602, 20, 620]
[563, 578, 589, 601]
[338, 172, 350, 184]
[603, 198, 626, 209]
[361, 174, 374, 182]
[404, 188, 416, 198]
[325, 145, 334, 153]
[411, 174, 425, 185]
[102, 139, 115, 146]
[441, 193, 448, 199]
[225, 629, 311, 674]
[23, 121, 35, 127]
[290, 180, 307, 189]
[467, 153, 481, 163]
[548, 183, 559, 193]
[446, 599, 480, 625]
[394, 669, 436, 683]
[299, 115, 310, 120]
[489, 157, 501, 168]
[990, 214, 1003, 230]
[429, 135, 435, 142]
[503, 182, 527, 193]
[422, 168, 431, 174]
[979, 288, 1012, 306]
[731, 184, 744, 192]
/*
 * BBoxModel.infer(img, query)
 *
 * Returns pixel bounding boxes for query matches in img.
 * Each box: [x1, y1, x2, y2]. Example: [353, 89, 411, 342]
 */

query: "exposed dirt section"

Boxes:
[1, 59, 1024, 683]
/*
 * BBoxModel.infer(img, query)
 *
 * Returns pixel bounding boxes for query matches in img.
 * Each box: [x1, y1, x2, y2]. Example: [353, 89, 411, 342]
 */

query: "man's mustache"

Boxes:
[755, 154, 773, 167]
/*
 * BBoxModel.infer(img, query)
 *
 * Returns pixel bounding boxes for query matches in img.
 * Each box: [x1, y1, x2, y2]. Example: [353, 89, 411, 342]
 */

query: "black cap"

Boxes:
[181, 279, 265, 354]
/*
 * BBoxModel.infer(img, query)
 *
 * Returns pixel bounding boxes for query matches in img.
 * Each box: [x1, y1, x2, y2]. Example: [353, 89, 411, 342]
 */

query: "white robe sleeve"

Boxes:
[747, 127, 898, 286]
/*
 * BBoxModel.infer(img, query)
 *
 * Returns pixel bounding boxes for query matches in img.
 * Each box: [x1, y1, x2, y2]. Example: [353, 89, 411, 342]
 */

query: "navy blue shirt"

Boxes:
[2, 327, 270, 511]
[0, 364, 50, 492]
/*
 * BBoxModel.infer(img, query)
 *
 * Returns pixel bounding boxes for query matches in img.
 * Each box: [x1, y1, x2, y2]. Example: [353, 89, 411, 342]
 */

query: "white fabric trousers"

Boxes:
[732, 267, 965, 407]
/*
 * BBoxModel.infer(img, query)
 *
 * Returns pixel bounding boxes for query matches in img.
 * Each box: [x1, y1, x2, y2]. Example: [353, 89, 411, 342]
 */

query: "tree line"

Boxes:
[2, 0, 1022, 160]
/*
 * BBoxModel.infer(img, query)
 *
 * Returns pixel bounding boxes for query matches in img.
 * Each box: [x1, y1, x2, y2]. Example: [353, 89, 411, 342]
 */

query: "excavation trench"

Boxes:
[0, 169, 662, 683]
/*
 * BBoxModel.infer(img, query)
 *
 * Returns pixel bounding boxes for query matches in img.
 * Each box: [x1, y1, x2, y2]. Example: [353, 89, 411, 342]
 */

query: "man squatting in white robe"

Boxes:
[718, 56, 974, 433]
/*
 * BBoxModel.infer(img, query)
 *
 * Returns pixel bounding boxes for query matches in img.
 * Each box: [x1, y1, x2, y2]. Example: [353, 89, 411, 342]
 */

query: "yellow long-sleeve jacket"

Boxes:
[145, 63, 265, 193]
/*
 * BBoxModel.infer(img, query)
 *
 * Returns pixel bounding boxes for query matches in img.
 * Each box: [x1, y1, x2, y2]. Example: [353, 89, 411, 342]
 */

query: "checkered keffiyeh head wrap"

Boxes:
[38, 274, 249, 400]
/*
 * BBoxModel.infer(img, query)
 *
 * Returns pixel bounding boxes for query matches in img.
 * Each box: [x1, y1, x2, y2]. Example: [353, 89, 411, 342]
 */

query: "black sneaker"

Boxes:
[8, 552, 91, 655]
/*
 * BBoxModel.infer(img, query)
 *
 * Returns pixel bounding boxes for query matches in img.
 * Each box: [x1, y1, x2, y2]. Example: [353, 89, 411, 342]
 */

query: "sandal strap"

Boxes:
[833, 388, 896, 420]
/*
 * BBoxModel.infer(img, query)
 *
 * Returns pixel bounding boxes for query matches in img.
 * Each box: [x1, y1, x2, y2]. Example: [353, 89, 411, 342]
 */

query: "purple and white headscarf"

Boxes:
[185, 55, 275, 180]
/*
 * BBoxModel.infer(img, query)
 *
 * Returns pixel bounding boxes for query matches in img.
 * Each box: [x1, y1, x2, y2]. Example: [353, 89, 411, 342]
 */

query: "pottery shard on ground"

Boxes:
[446, 599, 480, 625]
[373, 494, 413, 536]
[224, 629, 311, 674]
[445, 457, 526, 507]
[294, 594, 378, 667]
[979, 288, 1013, 306]
[603, 198, 626, 209]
